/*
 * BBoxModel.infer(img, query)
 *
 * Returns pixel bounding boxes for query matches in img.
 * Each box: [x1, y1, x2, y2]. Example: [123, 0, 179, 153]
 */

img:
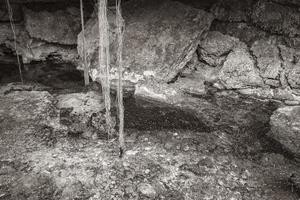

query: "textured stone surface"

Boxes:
[0, 89, 58, 127]
[250, 39, 282, 79]
[57, 91, 115, 137]
[78, 0, 214, 84]
[211, 22, 267, 45]
[0, 23, 78, 64]
[287, 62, 300, 89]
[24, 6, 81, 45]
[211, 0, 254, 22]
[198, 31, 239, 67]
[251, 0, 300, 37]
[268, 106, 300, 156]
[138, 183, 157, 198]
[218, 47, 263, 89]
[272, 0, 300, 6]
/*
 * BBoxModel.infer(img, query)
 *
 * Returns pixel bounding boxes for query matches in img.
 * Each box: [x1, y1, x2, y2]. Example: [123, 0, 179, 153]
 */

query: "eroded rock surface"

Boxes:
[252, 0, 300, 37]
[268, 106, 300, 157]
[0, 84, 60, 157]
[24, 7, 81, 45]
[78, 0, 214, 85]
[57, 91, 116, 139]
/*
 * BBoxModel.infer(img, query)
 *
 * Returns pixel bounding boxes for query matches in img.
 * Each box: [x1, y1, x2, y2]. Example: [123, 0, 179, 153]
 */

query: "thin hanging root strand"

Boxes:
[98, 0, 114, 138]
[80, 0, 89, 86]
[116, 0, 125, 157]
[6, 0, 23, 84]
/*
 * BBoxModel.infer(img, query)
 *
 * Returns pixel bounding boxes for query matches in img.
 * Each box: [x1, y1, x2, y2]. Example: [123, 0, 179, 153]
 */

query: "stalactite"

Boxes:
[116, 0, 125, 157]
[98, 0, 114, 139]
[80, 0, 89, 86]
[6, 0, 23, 84]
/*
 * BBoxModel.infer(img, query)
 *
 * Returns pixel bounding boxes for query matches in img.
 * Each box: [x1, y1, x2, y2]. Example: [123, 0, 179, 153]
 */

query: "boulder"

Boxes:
[211, 22, 267, 46]
[0, 23, 78, 64]
[218, 47, 264, 89]
[57, 91, 115, 137]
[268, 106, 300, 156]
[250, 39, 282, 79]
[77, 0, 214, 85]
[198, 31, 239, 67]
[287, 62, 300, 89]
[211, 0, 254, 22]
[251, 0, 300, 37]
[24, 6, 81, 45]
[272, 0, 300, 7]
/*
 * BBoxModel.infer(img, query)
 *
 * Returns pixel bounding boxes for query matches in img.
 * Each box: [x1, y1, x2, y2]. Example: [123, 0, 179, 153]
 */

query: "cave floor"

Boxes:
[0, 64, 300, 200]
[1, 125, 300, 200]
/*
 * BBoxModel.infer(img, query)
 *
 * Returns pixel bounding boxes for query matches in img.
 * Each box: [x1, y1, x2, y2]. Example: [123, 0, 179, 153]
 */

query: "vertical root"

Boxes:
[98, 0, 114, 138]
[6, 0, 23, 84]
[80, 0, 89, 86]
[116, 0, 125, 157]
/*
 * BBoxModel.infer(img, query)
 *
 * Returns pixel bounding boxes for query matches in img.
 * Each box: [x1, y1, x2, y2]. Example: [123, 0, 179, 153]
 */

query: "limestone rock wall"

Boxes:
[0, 0, 300, 106]
[0, 2, 85, 64]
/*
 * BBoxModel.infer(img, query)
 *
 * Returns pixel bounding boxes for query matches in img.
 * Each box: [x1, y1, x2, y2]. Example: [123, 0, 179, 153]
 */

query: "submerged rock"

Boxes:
[268, 106, 300, 157]
[77, 0, 214, 85]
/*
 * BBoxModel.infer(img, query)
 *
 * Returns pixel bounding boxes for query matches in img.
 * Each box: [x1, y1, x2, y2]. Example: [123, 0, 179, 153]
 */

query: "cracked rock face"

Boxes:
[219, 47, 263, 89]
[268, 106, 300, 157]
[77, 0, 214, 85]
[251, 0, 300, 37]
[24, 7, 81, 45]
[250, 39, 282, 79]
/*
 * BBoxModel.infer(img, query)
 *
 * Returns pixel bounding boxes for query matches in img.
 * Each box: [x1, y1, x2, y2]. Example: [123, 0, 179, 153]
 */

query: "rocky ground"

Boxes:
[0, 0, 300, 199]
[0, 75, 300, 200]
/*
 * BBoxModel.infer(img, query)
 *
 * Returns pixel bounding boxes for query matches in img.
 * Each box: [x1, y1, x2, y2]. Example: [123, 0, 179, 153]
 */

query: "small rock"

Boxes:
[268, 106, 300, 156]
[0, 165, 16, 175]
[126, 150, 138, 156]
[138, 183, 157, 198]
[265, 79, 280, 88]
[285, 100, 300, 105]
[164, 142, 173, 150]
[60, 181, 85, 200]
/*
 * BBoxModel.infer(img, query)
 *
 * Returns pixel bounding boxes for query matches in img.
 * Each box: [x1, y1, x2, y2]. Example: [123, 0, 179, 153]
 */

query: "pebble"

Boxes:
[284, 100, 300, 105]
[0, 165, 16, 175]
[164, 142, 173, 150]
[138, 183, 157, 198]
[145, 147, 152, 151]
[126, 150, 138, 156]
[145, 169, 150, 174]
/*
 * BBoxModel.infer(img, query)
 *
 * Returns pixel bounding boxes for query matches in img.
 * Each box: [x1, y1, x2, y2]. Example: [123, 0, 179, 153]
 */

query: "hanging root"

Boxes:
[98, 0, 114, 139]
[80, 0, 89, 86]
[6, 0, 23, 84]
[115, 0, 125, 157]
